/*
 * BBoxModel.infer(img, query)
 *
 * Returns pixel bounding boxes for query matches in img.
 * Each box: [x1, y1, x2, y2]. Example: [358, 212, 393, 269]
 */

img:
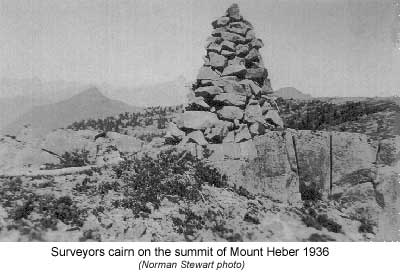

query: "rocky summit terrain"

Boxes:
[0, 4, 399, 242]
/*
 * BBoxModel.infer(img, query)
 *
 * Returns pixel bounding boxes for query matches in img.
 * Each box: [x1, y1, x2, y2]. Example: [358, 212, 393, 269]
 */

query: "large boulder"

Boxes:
[207, 43, 222, 53]
[103, 132, 144, 154]
[245, 48, 261, 62]
[221, 32, 246, 44]
[221, 64, 246, 77]
[235, 125, 252, 143]
[194, 86, 223, 98]
[223, 80, 251, 97]
[205, 123, 230, 143]
[249, 122, 266, 136]
[176, 111, 221, 131]
[165, 122, 185, 141]
[221, 40, 236, 51]
[244, 104, 264, 123]
[265, 110, 284, 128]
[226, 3, 242, 21]
[245, 67, 268, 82]
[209, 52, 227, 70]
[213, 93, 246, 107]
[236, 44, 250, 57]
[227, 22, 249, 35]
[186, 130, 208, 146]
[239, 79, 262, 96]
[211, 16, 230, 28]
[187, 95, 210, 111]
[197, 66, 220, 80]
[217, 106, 244, 121]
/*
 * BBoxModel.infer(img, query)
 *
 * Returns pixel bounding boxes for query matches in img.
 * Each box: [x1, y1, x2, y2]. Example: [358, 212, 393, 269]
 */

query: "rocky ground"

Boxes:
[0, 126, 398, 242]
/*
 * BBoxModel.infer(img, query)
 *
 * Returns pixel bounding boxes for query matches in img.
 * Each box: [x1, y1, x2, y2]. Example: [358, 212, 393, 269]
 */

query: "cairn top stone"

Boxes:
[226, 3, 241, 21]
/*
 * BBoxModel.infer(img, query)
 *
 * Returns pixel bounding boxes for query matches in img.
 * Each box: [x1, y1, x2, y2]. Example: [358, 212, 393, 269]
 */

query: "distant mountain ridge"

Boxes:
[1, 87, 140, 136]
[101, 76, 190, 107]
[273, 87, 313, 100]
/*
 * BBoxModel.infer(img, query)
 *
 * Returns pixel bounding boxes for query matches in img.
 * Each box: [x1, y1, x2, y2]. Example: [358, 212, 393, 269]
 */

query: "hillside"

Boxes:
[278, 97, 400, 140]
[1, 87, 141, 136]
[102, 76, 190, 107]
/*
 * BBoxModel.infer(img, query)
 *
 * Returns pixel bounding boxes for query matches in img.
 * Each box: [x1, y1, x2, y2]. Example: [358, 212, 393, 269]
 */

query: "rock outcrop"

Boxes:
[179, 131, 400, 240]
[166, 4, 283, 145]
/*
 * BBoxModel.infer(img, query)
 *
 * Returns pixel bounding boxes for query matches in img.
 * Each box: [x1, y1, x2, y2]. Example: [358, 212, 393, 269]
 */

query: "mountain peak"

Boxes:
[72, 86, 108, 101]
[273, 87, 313, 100]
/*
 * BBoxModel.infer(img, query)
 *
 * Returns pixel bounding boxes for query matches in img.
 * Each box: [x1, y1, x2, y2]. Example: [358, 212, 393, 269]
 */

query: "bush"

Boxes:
[60, 149, 90, 167]
[12, 194, 85, 230]
[111, 149, 229, 217]
[301, 206, 342, 233]
[307, 233, 336, 242]
[358, 219, 374, 234]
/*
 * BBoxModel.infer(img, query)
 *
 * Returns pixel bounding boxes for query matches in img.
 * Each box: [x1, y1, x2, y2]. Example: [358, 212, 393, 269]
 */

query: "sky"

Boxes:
[0, 0, 399, 97]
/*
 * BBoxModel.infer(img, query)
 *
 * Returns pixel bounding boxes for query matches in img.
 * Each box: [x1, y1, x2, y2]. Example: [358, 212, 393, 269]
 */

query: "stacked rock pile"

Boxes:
[166, 4, 284, 145]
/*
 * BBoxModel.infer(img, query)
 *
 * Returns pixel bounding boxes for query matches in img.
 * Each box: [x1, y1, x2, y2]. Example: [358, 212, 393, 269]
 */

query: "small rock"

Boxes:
[239, 79, 262, 96]
[209, 52, 227, 70]
[205, 36, 223, 46]
[221, 31, 246, 43]
[177, 111, 221, 130]
[187, 96, 210, 111]
[197, 66, 220, 80]
[249, 38, 264, 49]
[187, 130, 208, 146]
[223, 131, 235, 143]
[223, 81, 250, 96]
[166, 122, 185, 139]
[205, 124, 229, 143]
[249, 122, 266, 136]
[236, 44, 250, 57]
[227, 22, 249, 35]
[221, 50, 236, 58]
[221, 40, 236, 51]
[244, 104, 265, 123]
[211, 16, 230, 28]
[207, 42, 222, 53]
[235, 124, 252, 142]
[211, 27, 225, 37]
[222, 64, 246, 77]
[265, 110, 284, 128]
[261, 78, 274, 94]
[203, 56, 210, 66]
[246, 30, 256, 41]
[245, 67, 268, 82]
[213, 93, 246, 107]
[227, 57, 245, 66]
[248, 98, 259, 105]
[226, 3, 242, 21]
[261, 101, 273, 114]
[245, 48, 260, 62]
[194, 85, 223, 98]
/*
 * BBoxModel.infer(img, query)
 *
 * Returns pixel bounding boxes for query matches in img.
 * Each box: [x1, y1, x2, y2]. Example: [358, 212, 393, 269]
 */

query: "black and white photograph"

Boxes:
[0, 0, 399, 243]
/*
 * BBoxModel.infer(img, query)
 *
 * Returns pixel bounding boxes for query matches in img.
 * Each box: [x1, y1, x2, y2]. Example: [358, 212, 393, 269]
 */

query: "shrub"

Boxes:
[12, 194, 85, 230]
[111, 149, 229, 217]
[307, 233, 336, 242]
[301, 206, 342, 233]
[358, 219, 374, 234]
[60, 149, 90, 167]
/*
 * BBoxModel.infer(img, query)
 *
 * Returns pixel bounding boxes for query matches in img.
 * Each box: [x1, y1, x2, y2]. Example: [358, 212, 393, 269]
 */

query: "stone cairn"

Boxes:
[166, 4, 284, 146]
